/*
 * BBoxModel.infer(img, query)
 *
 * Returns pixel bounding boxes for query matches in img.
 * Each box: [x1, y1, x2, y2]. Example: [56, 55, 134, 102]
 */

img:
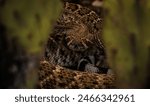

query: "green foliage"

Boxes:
[0, 0, 62, 54]
[0, 0, 62, 88]
[103, 0, 150, 88]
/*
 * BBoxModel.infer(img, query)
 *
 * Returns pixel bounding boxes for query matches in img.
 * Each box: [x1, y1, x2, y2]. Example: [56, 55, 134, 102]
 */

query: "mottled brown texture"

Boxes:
[38, 2, 116, 89]
[45, 2, 108, 73]
[39, 60, 115, 89]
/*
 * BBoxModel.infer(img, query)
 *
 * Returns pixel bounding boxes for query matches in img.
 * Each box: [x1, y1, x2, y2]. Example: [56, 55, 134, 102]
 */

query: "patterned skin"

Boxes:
[38, 61, 115, 89]
[45, 2, 109, 73]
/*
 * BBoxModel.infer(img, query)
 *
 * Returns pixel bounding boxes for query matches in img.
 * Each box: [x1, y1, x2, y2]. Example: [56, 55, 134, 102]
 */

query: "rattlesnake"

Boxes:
[39, 61, 115, 88]
[39, 2, 115, 88]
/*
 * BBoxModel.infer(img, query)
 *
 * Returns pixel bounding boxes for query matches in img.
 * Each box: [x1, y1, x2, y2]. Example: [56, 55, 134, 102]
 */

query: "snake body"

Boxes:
[39, 2, 115, 89]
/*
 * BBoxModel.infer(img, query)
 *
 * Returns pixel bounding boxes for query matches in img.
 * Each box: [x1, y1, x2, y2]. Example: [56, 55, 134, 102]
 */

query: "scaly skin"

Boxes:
[45, 2, 109, 73]
[39, 60, 116, 89]
[39, 2, 115, 89]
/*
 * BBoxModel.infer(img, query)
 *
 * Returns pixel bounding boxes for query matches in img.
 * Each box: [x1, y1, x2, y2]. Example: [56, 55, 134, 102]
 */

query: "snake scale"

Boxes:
[38, 2, 116, 89]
